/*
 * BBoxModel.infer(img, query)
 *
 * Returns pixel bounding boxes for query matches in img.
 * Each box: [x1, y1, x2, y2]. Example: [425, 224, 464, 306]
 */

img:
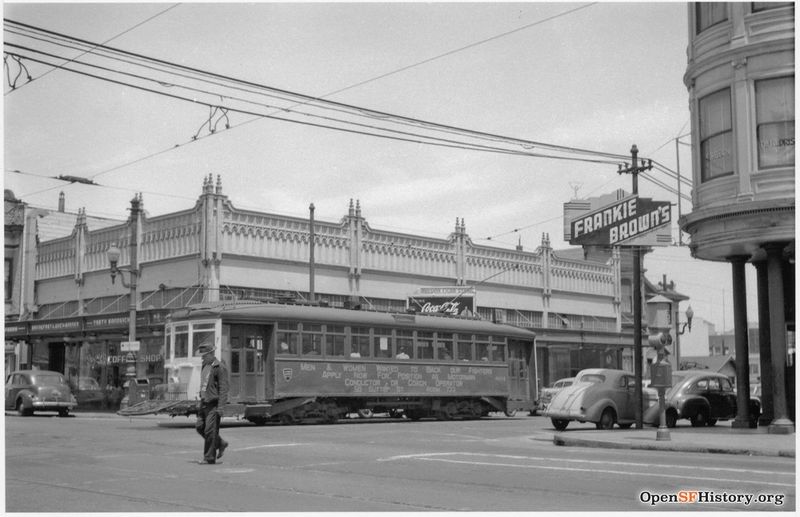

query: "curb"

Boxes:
[552, 434, 795, 458]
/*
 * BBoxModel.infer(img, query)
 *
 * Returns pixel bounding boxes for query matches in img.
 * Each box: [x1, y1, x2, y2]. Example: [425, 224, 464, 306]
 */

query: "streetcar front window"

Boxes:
[192, 323, 216, 357]
[174, 324, 189, 358]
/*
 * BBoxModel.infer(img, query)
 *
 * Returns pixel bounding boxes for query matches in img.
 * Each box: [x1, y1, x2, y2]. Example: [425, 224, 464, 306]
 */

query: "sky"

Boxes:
[3, 1, 760, 332]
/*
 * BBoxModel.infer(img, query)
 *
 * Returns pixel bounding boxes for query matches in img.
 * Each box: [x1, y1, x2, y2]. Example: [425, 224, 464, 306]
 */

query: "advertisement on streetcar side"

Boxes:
[274, 360, 508, 397]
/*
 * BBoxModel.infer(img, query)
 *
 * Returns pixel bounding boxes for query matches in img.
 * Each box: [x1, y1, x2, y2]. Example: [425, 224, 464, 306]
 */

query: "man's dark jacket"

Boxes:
[200, 358, 229, 406]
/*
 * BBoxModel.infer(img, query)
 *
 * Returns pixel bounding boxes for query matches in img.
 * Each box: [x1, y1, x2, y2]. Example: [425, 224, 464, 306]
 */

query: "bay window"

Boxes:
[756, 76, 795, 169]
[699, 88, 734, 182]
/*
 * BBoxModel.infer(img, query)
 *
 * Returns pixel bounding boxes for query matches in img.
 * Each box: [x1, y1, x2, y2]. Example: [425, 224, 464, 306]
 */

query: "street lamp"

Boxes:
[106, 195, 142, 398]
[674, 305, 694, 372]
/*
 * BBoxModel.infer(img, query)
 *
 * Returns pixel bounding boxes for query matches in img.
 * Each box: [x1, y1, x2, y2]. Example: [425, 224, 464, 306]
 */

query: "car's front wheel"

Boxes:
[16, 399, 32, 417]
[551, 418, 569, 431]
[58, 408, 70, 417]
[596, 408, 616, 430]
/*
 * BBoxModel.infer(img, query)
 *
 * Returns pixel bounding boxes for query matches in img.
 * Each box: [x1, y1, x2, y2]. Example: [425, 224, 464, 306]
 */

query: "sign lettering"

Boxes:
[275, 360, 507, 396]
[569, 195, 671, 246]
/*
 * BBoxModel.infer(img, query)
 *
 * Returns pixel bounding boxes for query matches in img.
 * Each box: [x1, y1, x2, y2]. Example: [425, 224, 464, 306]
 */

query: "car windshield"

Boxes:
[578, 374, 605, 384]
[79, 378, 100, 389]
[32, 373, 66, 385]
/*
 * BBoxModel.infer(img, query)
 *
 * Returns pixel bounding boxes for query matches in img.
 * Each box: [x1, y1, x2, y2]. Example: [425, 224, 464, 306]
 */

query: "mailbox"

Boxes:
[650, 362, 672, 389]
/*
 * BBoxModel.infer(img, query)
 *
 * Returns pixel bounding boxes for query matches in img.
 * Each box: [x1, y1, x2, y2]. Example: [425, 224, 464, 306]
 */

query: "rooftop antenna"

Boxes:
[569, 182, 583, 200]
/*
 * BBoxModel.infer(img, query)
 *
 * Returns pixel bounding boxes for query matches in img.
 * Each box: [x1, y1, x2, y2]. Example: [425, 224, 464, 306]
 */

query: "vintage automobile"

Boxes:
[5, 370, 77, 417]
[543, 368, 658, 430]
[74, 377, 105, 408]
[643, 370, 761, 428]
[537, 377, 575, 412]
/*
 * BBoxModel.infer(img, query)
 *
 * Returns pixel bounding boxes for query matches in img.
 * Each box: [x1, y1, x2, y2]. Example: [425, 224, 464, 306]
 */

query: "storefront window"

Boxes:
[699, 88, 734, 182]
[696, 3, 727, 33]
[756, 76, 795, 169]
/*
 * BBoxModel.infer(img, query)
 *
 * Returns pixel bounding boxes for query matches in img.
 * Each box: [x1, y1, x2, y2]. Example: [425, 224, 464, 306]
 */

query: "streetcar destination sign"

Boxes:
[569, 194, 671, 246]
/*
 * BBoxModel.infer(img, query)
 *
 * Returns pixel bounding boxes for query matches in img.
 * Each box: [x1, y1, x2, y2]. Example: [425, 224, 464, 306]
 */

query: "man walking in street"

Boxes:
[195, 342, 229, 465]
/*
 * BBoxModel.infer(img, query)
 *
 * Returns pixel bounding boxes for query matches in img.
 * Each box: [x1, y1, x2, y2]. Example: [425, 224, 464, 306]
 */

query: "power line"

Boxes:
[4, 4, 179, 95]
[4, 14, 633, 182]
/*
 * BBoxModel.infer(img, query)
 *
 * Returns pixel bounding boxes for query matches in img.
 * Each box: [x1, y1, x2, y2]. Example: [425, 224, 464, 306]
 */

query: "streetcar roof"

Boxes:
[169, 302, 535, 338]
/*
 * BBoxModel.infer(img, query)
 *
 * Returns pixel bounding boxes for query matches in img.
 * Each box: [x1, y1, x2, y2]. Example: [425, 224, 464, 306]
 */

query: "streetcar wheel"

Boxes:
[551, 418, 569, 431]
[279, 413, 294, 425]
[58, 408, 69, 417]
[504, 409, 518, 418]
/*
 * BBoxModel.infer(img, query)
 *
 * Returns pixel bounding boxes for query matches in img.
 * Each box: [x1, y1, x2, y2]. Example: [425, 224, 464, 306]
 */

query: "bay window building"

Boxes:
[680, 2, 794, 433]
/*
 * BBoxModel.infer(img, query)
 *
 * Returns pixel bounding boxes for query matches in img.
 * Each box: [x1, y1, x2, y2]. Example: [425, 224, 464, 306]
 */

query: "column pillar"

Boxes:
[764, 243, 794, 434]
[755, 260, 774, 426]
[729, 255, 752, 428]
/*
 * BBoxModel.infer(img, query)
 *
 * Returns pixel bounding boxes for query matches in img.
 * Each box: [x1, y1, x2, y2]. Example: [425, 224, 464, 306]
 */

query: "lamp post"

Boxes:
[106, 195, 142, 390]
[674, 305, 694, 371]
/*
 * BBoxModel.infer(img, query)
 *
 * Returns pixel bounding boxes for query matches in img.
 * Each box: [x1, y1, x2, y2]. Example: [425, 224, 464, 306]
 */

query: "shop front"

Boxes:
[5, 310, 168, 410]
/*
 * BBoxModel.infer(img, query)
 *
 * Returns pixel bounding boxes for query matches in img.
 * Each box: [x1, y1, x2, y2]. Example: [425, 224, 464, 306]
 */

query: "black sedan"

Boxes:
[644, 370, 760, 428]
[5, 370, 77, 417]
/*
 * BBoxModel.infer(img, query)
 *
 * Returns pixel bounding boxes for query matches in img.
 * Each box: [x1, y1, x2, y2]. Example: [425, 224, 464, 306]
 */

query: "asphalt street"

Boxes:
[5, 411, 795, 512]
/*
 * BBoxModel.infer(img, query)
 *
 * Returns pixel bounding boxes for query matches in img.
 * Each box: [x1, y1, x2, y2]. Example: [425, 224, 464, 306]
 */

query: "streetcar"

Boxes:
[119, 301, 537, 424]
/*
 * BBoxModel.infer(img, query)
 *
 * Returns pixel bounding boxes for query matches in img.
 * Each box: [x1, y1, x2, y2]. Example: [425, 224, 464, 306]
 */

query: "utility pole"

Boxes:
[309, 203, 316, 304]
[617, 144, 653, 429]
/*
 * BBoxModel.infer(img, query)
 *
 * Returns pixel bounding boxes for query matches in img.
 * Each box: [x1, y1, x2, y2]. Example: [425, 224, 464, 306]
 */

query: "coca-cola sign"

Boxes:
[408, 287, 475, 316]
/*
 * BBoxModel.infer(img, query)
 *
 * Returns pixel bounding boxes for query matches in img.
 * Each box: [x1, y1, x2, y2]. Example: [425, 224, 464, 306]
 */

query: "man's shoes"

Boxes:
[217, 441, 228, 459]
[198, 459, 216, 465]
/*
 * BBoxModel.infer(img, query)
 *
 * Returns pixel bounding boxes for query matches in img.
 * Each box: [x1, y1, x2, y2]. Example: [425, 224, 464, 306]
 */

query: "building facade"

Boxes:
[680, 2, 795, 431]
[5, 176, 640, 409]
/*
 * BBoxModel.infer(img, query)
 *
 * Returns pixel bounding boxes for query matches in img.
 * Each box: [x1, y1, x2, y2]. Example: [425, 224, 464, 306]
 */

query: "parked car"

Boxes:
[543, 368, 658, 430]
[5, 370, 77, 417]
[537, 377, 575, 412]
[644, 370, 760, 428]
[74, 377, 105, 408]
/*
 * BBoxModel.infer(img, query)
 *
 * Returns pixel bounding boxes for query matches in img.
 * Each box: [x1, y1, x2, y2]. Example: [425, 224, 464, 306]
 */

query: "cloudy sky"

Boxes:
[3, 2, 757, 331]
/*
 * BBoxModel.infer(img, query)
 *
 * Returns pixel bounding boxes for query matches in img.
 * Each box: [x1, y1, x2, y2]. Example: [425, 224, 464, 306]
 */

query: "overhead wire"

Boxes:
[4, 15, 632, 169]
[3, 3, 179, 96]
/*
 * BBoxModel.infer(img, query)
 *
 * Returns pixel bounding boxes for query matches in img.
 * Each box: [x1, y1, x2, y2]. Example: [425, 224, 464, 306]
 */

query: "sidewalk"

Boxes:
[552, 422, 796, 457]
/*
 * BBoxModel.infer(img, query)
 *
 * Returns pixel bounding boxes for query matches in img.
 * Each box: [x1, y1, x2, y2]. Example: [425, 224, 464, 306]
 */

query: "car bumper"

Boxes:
[32, 401, 76, 409]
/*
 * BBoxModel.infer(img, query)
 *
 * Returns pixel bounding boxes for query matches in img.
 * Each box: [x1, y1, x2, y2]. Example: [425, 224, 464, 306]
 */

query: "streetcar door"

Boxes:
[228, 325, 267, 402]
[507, 340, 530, 403]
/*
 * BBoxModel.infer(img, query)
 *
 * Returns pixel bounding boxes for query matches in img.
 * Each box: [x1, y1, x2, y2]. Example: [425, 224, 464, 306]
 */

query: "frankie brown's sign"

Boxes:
[568, 194, 672, 246]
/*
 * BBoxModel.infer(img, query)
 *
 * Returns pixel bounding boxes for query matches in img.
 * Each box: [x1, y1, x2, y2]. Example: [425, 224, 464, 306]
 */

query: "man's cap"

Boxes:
[196, 343, 216, 355]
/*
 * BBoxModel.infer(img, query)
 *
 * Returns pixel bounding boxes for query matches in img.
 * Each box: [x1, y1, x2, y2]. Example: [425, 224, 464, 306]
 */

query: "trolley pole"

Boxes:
[617, 144, 652, 429]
